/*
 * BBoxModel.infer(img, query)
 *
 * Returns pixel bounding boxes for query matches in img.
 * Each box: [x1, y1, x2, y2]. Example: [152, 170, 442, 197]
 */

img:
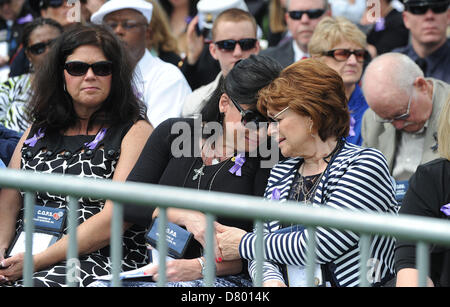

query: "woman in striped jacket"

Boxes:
[217, 59, 398, 287]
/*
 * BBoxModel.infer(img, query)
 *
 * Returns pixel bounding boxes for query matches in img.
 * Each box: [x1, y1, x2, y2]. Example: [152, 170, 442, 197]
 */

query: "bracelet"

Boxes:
[197, 257, 206, 276]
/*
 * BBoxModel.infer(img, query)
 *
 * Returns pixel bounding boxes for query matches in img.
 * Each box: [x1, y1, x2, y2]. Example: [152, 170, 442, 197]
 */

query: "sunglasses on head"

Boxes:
[27, 39, 55, 55]
[405, 2, 449, 14]
[323, 48, 369, 63]
[214, 38, 257, 52]
[64, 61, 113, 76]
[288, 9, 326, 20]
[229, 97, 267, 128]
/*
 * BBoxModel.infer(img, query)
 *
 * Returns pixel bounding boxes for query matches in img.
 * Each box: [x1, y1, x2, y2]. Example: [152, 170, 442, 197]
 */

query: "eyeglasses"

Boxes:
[405, 2, 449, 15]
[214, 39, 258, 52]
[288, 9, 326, 20]
[64, 61, 113, 76]
[46, 0, 86, 8]
[375, 95, 412, 123]
[268, 106, 290, 123]
[104, 20, 147, 31]
[229, 97, 268, 128]
[27, 39, 55, 55]
[322, 49, 369, 63]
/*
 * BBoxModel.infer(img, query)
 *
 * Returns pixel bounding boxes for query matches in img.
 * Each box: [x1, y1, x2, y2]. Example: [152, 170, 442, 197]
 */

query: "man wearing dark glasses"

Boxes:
[261, 0, 330, 68]
[182, 8, 259, 117]
[361, 52, 449, 182]
[91, 0, 191, 128]
[393, 0, 449, 83]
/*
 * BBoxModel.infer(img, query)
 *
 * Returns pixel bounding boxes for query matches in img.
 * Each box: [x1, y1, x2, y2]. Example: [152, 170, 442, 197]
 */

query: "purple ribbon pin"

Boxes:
[375, 18, 386, 32]
[440, 204, 450, 216]
[24, 129, 44, 147]
[229, 153, 246, 176]
[271, 188, 281, 201]
[349, 116, 356, 137]
[84, 128, 107, 150]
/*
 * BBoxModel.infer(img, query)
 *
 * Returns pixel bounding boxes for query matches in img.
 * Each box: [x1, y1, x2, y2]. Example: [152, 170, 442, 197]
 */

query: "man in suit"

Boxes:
[261, 0, 331, 67]
[361, 52, 449, 181]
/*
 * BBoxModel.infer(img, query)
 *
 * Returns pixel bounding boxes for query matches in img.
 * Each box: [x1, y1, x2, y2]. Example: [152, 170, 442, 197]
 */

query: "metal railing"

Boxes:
[1, 168, 450, 287]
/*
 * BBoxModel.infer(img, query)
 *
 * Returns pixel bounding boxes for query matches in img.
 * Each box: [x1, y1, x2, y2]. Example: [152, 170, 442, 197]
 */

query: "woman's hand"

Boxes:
[216, 224, 247, 261]
[146, 259, 202, 282]
[0, 252, 24, 283]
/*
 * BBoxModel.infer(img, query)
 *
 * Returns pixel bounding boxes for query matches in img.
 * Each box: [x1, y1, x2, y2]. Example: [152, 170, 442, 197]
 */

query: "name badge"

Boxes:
[145, 218, 193, 259]
[6, 205, 66, 257]
[395, 180, 409, 206]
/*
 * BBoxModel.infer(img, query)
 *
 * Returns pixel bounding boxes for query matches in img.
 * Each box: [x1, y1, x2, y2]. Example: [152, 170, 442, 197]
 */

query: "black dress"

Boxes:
[114, 118, 270, 287]
[394, 158, 450, 287]
[11, 122, 148, 287]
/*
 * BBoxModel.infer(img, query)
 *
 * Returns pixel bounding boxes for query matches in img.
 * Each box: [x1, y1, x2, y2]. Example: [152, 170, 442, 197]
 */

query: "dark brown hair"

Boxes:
[258, 58, 350, 141]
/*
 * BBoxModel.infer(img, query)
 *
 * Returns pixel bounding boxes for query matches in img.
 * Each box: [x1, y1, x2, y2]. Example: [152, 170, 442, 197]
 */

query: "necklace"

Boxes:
[296, 162, 324, 205]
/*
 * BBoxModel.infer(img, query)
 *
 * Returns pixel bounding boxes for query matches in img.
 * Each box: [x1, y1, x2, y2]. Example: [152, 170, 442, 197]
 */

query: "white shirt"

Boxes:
[134, 50, 192, 127]
[292, 40, 309, 62]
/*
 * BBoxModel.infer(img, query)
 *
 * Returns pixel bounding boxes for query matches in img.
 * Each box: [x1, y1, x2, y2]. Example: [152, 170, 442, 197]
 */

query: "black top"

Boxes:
[367, 9, 409, 55]
[124, 118, 270, 232]
[394, 158, 450, 287]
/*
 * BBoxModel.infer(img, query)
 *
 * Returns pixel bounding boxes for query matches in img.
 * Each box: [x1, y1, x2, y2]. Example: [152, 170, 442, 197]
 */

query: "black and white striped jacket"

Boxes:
[239, 142, 397, 287]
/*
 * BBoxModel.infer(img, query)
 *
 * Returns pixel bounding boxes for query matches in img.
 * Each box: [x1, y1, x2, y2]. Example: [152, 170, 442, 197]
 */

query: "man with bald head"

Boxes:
[361, 52, 449, 182]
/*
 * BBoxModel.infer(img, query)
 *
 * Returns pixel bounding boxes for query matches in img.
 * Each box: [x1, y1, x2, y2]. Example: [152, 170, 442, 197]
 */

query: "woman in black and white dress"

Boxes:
[0, 24, 153, 287]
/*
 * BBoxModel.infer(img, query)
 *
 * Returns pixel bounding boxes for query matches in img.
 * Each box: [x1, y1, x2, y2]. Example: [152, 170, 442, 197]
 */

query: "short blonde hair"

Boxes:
[438, 95, 450, 160]
[308, 16, 367, 56]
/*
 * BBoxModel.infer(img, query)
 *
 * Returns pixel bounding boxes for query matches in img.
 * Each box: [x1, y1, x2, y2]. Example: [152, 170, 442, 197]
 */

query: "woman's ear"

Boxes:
[219, 93, 231, 113]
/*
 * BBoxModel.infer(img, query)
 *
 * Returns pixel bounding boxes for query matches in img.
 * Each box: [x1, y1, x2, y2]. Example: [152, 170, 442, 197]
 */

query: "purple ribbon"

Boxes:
[375, 18, 386, 32]
[17, 14, 33, 25]
[24, 129, 44, 147]
[271, 188, 281, 201]
[349, 116, 356, 137]
[440, 204, 450, 216]
[228, 153, 246, 176]
[84, 128, 107, 150]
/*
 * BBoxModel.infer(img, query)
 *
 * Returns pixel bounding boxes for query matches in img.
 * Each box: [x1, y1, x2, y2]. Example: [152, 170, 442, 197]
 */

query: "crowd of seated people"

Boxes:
[0, 0, 448, 287]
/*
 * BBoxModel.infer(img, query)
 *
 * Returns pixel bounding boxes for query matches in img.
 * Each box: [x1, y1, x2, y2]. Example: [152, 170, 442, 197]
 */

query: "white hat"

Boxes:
[197, 0, 249, 30]
[91, 0, 153, 24]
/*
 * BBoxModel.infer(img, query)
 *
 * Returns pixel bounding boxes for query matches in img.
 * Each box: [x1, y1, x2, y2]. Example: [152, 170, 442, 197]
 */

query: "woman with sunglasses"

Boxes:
[308, 16, 370, 146]
[0, 24, 152, 287]
[0, 18, 63, 133]
[90, 55, 282, 287]
[215, 59, 398, 287]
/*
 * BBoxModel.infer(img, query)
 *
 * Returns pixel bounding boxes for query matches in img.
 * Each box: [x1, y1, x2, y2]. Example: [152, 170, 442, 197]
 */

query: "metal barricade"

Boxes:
[1, 168, 449, 287]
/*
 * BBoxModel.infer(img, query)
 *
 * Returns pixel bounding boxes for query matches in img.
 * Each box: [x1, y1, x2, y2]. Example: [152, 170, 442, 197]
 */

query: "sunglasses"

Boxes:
[288, 9, 326, 20]
[214, 38, 257, 52]
[46, 0, 86, 8]
[229, 97, 267, 128]
[405, 2, 449, 14]
[64, 61, 113, 76]
[375, 94, 412, 123]
[104, 20, 147, 31]
[27, 39, 55, 55]
[323, 49, 369, 63]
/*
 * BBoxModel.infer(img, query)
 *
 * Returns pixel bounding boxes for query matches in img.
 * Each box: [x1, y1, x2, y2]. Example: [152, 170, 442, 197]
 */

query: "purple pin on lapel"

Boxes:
[440, 204, 450, 216]
[24, 129, 45, 147]
[271, 188, 281, 201]
[84, 128, 107, 150]
[349, 116, 356, 137]
[229, 153, 246, 176]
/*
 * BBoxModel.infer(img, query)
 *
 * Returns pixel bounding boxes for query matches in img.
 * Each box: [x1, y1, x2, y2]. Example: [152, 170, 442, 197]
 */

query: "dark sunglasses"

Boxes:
[27, 39, 55, 55]
[405, 2, 449, 14]
[288, 9, 326, 20]
[214, 38, 257, 52]
[229, 97, 267, 128]
[64, 61, 113, 76]
[323, 48, 369, 63]
[46, 0, 86, 8]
